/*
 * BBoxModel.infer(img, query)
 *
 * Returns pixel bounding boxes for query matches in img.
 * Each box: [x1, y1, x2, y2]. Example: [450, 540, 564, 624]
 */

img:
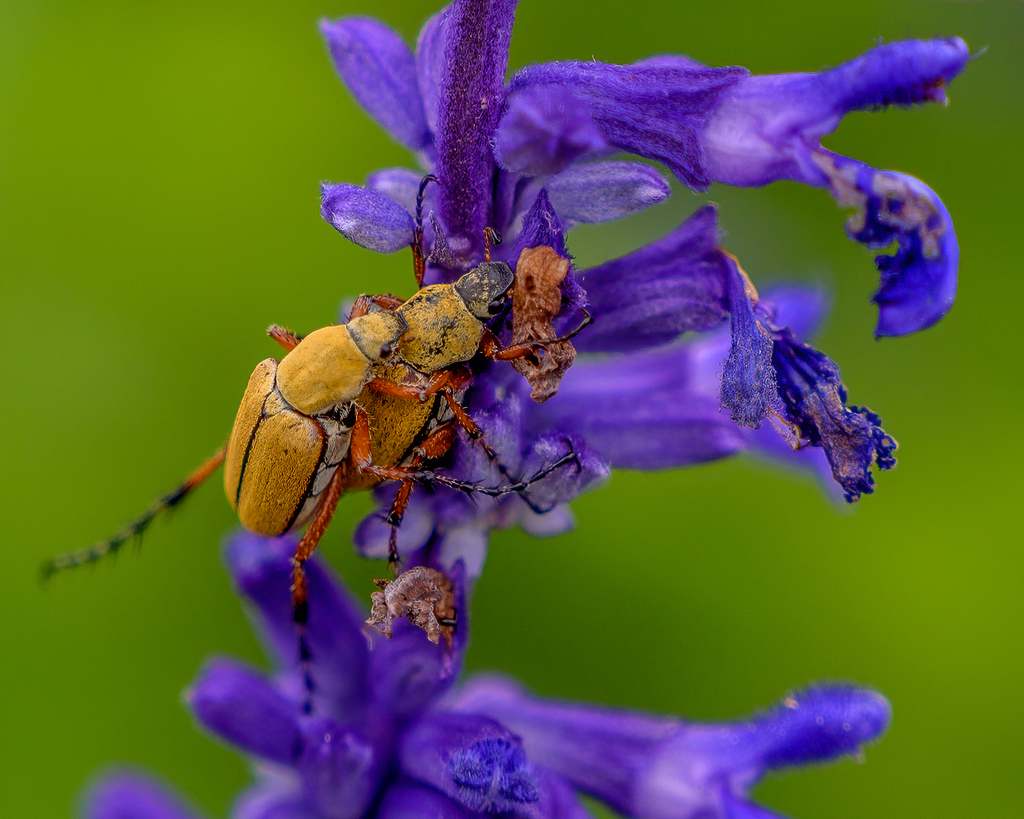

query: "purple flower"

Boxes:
[82, 535, 890, 819]
[312, 0, 969, 579]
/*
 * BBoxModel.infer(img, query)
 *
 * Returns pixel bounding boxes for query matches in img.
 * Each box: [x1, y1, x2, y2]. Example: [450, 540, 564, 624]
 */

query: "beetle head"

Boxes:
[348, 308, 409, 362]
[454, 261, 514, 320]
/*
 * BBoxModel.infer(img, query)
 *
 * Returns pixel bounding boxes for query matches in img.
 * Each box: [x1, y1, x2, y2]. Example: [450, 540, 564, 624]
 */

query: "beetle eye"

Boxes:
[487, 297, 506, 315]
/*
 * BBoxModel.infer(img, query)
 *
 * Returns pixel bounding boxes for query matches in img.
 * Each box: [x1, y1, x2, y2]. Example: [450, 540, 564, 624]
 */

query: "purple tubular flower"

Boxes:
[453, 676, 890, 819]
[718, 254, 896, 501]
[504, 39, 968, 337]
[545, 161, 671, 226]
[576, 204, 728, 353]
[83, 536, 890, 819]
[704, 39, 968, 336]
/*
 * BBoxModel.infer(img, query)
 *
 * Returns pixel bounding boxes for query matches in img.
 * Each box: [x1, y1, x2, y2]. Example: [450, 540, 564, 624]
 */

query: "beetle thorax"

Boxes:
[396, 285, 486, 373]
[276, 325, 371, 415]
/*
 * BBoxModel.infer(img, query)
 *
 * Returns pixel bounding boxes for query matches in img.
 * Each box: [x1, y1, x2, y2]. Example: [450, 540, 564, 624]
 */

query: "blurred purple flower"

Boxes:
[314, 0, 968, 577]
[82, 535, 890, 819]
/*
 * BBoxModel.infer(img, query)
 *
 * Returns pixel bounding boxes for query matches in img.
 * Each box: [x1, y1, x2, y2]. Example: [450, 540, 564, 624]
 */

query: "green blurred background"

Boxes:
[2, 0, 1020, 816]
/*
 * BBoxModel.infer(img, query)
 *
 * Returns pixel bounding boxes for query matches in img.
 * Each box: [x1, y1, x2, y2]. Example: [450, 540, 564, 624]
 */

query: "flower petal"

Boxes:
[320, 18, 430, 151]
[378, 780, 478, 819]
[576, 205, 728, 353]
[507, 56, 747, 190]
[365, 167, 424, 215]
[415, 8, 450, 139]
[771, 326, 897, 502]
[702, 39, 967, 336]
[224, 533, 370, 716]
[295, 716, 380, 818]
[815, 153, 958, 336]
[719, 257, 785, 429]
[529, 346, 748, 470]
[83, 771, 203, 819]
[186, 659, 301, 765]
[495, 85, 608, 176]
[508, 187, 570, 259]
[320, 183, 415, 253]
[547, 162, 670, 225]
[712, 255, 897, 501]
[434, 0, 518, 256]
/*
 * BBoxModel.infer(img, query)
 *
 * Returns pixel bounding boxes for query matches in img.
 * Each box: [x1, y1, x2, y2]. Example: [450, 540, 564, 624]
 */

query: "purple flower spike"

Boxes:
[82, 534, 888, 819]
[453, 677, 890, 819]
[433, 0, 518, 255]
[83, 771, 202, 819]
[320, 18, 430, 151]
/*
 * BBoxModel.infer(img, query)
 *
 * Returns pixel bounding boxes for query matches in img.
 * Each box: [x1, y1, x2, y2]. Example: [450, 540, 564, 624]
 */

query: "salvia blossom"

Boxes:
[79, 0, 967, 816]
[84, 536, 890, 819]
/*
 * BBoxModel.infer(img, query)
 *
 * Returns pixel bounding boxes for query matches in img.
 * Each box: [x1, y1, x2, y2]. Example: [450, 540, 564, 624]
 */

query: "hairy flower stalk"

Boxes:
[79, 0, 968, 816]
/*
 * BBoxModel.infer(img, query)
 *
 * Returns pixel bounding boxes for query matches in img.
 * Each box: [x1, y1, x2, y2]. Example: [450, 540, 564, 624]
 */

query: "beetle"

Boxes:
[42, 289, 576, 626]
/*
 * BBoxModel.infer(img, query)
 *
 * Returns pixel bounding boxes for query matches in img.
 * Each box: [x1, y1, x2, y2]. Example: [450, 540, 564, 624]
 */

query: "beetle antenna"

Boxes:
[483, 226, 502, 262]
[412, 174, 438, 286]
[398, 444, 579, 504]
[40, 446, 227, 582]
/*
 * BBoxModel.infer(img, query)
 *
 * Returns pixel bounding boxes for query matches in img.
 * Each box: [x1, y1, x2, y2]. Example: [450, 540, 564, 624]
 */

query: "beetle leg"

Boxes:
[349, 409, 459, 570]
[366, 366, 472, 403]
[481, 308, 595, 361]
[364, 377, 427, 401]
[40, 446, 227, 581]
[350, 293, 406, 320]
[290, 462, 348, 714]
[267, 325, 304, 352]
